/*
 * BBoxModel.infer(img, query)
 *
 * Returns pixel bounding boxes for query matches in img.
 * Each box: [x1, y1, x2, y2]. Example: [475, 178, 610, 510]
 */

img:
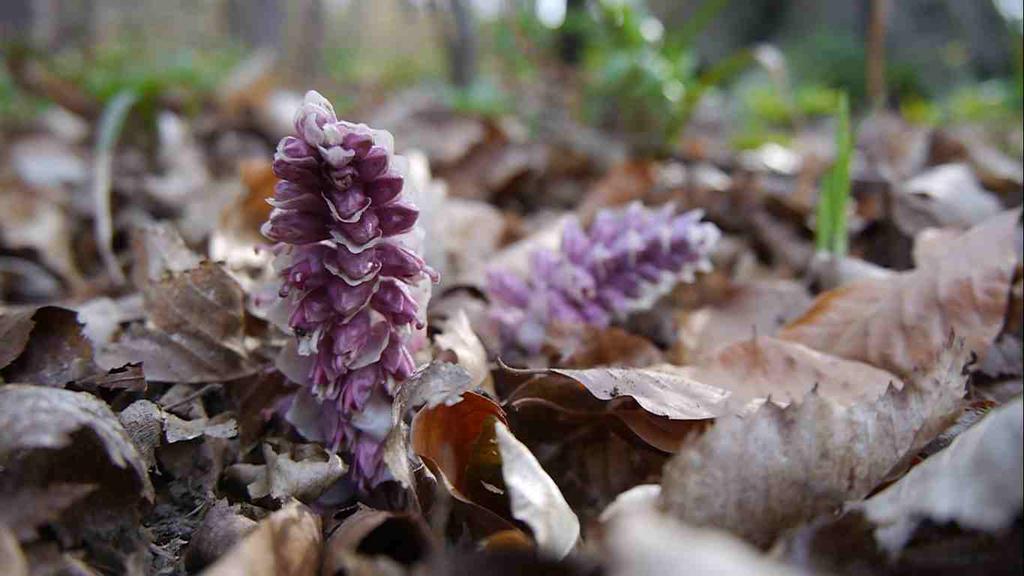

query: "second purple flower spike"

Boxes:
[486, 202, 719, 354]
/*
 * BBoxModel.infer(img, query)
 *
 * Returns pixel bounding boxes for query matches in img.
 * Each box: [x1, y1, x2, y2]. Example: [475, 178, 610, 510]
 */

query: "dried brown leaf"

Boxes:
[242, 441, 346, 503]
[321, 506, 432, 576]
[606, 510, 804, 576]
[435, 310, 492, 393]
[857, 396, 1022, 553]
[660, 341, 970, 547]
[494, 422, 580, 559]
[184, 500, 258, 573]
[781, 208, 1021, 378]
[674, 280, 812, 362]
[381, 361, 476, 489]
[201, 500, 321, 576]
[0, 307, 36, 370]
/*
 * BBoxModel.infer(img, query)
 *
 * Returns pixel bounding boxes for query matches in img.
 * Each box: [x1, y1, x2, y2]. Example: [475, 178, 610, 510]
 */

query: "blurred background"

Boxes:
[0, 0, 1021, 303]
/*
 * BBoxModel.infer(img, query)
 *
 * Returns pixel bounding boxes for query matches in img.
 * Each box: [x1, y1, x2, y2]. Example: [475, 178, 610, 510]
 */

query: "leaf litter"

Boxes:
[0, 47, 1020, 576]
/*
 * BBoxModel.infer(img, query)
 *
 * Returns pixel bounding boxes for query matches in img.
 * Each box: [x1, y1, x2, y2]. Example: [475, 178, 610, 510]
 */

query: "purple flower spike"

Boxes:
[265, 91, 436, 489]
[487, 202, 719, 355]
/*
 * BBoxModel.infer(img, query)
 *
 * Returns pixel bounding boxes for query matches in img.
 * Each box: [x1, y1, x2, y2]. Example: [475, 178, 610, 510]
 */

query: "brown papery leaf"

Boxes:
[686, 337, 902, 409]
[508, 337, 898, 453]
[0, 307, 35, 369]
[1, 306, 99, 387]
[144, 261, 248, 358]
[321, 506, 433, 576]
[781, 208, 1022, 378]
[494, 422, 580, 559]
[380, 361, 475, 489]
[674, 280, 812, 363]
[435, 310, 492, 394]
[660, 340, 970, 547]
[857, 396, 1023, 554]
[201, 501, 321, 576]
[412, 391, 509, 501]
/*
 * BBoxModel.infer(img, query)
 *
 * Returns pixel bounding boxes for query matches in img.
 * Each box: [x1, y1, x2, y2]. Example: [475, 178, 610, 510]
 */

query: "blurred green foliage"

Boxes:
[50, 41, 243, 114]
[582, 0, 733, 153]
[815, 92, 851, 257]
[0, 58, 46, 123]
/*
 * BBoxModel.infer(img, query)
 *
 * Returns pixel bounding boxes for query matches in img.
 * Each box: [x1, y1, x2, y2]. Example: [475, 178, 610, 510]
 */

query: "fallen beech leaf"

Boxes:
[412, 391, 509, 502]
[184, 500, 258, 573]
[321, 506, 433, 576]
[578, 160, 656, 223]
[857, 397, 1023, 554]
[893, 163, 1002, 235]
[0, 306, 99, 386]
[552, 325, 664, 369]
[685, 337, 902, 408]
[381, 361, 475, 489]
[243, 441, 346, 503]
[411, 390, 527, 542]
[97, 323, 256, 383]
[538, 364, 730, 420]
[201, 500, 321, 576]
[0, 385, 153, 500]
[781, 208, 1022, 377]
[143, 260, 248, 359]
[660, 340, 969, 547]
[0, 307, 35, 369]
[0, 386, 153, 571]
[508, 337, 899, 453]
[435, 310, 492, 393]
[606, 510, 803, 576]
[494, 422, 580, 559]
[0, 484, 96, 541]
[674, 280, 812, 362]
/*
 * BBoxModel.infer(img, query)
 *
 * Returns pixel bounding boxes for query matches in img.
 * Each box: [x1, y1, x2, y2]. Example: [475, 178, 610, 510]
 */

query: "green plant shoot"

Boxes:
[815, 92, 851, 256]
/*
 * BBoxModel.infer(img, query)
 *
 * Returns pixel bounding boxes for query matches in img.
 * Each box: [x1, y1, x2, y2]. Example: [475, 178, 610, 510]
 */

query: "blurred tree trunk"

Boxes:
[444, 0, 477, 88]
[866, 0, 888, 109]
[0, 0, 32, 45]
[289, 0, 324, 84]
[227, 0, 283, 53]
[30, 0, 96, 52]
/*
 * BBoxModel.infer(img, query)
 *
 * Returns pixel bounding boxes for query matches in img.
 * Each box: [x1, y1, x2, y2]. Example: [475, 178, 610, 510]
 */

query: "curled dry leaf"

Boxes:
[435, 310, 492, 394]
[411, 390, 526, 541]
[0, 386, 153, 571]
[893, 163, 1003, 235]
[494, 422, 580, 559]
[93, 223, 255, 382]
[660, 340, 970, 547]
[857, 396, 1023, 554]
[1, 305, 144, 391]
[243, 441, 347, 503]
[508, 337, 899, 453]
[781, 208, 1022, 378]
[321, 506, 433, 576]
[0, 526, 28, 576]
[201, 500, 321, 576]
[184, 500, 258, 572]
[605, 509, 803, 576]
[0, 385, 153, 500]
[381, 361, 475, 489]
